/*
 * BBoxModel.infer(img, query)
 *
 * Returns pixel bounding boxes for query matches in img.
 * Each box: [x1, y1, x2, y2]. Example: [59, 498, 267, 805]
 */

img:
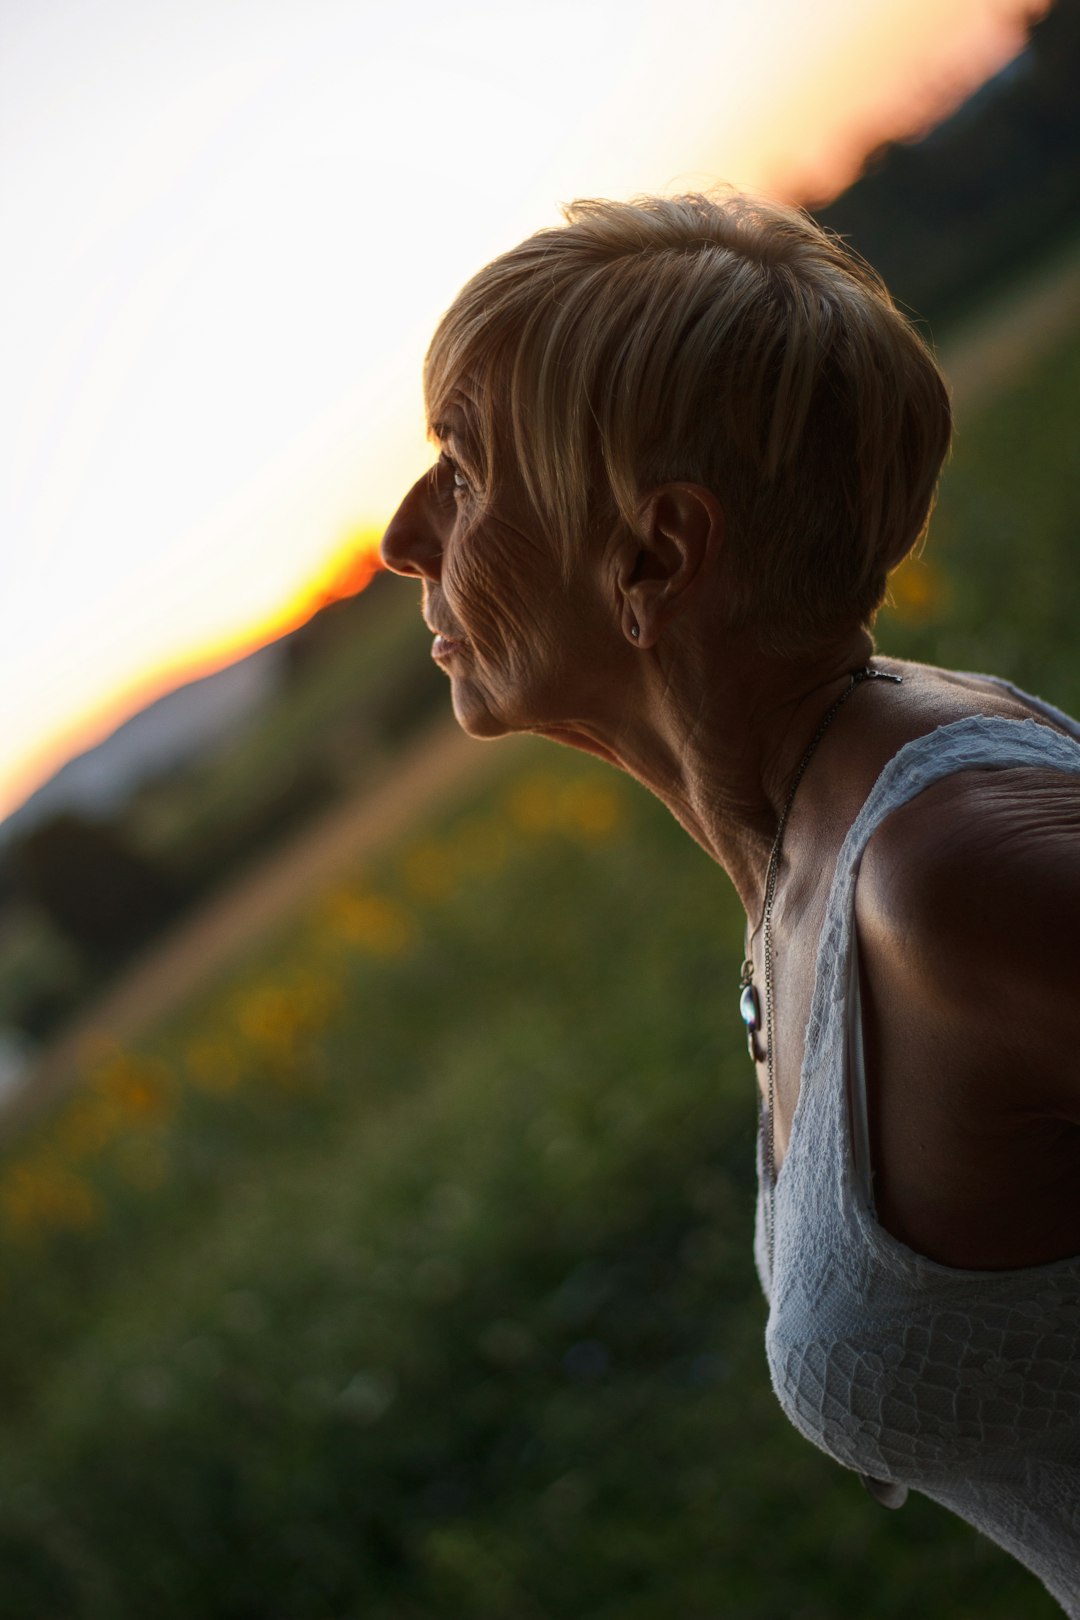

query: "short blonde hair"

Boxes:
[424, 189, 952, 654]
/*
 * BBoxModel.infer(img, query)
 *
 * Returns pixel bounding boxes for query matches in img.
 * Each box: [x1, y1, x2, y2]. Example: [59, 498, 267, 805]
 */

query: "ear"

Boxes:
[612, 483, 724, 648]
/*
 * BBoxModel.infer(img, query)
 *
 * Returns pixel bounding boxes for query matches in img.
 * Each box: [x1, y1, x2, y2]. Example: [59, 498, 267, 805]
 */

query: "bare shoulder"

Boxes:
[855, 757, 1080, 1119]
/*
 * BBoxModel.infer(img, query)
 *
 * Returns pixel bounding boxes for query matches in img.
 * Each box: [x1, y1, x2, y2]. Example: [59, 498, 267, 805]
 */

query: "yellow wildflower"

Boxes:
[506, 775, 561, 835]
[234, 984, 306, 1057]
[318, 889, 414, 957]
[1, 1158, 102, 1235]
[886, 556, 948, 622]
[559, 779, 621, 841]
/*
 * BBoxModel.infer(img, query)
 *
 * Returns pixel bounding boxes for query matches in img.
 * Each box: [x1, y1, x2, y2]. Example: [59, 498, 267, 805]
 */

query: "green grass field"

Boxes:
[0, 317, 1077, 1617]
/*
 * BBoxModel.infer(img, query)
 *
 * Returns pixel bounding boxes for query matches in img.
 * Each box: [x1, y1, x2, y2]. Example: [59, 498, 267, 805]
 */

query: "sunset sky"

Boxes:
[0, 0, 1047, 823]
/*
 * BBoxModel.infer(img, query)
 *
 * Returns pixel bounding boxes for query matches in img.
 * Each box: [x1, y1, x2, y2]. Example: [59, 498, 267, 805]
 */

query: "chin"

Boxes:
[448, 669, 576, 746]
[450, 686, 515, 741]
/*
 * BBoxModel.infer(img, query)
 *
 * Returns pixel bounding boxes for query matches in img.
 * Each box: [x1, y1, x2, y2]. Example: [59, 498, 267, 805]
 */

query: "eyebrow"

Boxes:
[431, 415, 482, 470]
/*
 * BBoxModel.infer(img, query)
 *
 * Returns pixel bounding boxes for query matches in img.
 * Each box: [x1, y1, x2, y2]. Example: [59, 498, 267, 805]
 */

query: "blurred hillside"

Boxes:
[0, 573, 441, 1061]
[813, 0, 1080, 330]
[0, 649, 286, 845]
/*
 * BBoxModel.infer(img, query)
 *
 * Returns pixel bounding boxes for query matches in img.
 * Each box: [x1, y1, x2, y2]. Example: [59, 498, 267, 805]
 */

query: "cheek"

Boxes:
[447, 527, 556, 665]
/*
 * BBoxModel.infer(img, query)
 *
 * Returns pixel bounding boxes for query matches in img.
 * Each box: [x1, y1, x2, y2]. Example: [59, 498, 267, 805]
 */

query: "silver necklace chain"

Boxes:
[738, 665, 903, 1271]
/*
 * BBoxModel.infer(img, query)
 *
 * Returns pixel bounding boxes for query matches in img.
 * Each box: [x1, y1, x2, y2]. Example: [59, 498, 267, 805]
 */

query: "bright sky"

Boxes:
[0, 0, 1043, 822]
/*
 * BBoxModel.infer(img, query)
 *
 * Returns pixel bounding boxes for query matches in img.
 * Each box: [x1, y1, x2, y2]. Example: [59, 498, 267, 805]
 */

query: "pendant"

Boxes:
[738, 965, 766, 1064]
[860, 1474, 909, 1510]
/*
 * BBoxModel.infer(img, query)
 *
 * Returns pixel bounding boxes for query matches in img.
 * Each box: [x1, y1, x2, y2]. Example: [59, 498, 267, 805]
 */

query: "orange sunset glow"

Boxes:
[2, 529, 386, 822]
[1, 0, 1048, 825]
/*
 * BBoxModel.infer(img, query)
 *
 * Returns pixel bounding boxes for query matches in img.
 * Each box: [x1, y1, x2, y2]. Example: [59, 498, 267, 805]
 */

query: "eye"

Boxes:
[438, 451, 473, 497]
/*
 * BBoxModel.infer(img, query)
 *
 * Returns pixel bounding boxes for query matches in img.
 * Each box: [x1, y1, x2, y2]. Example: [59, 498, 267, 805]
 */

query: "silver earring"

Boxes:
[630, 624, 639, 639]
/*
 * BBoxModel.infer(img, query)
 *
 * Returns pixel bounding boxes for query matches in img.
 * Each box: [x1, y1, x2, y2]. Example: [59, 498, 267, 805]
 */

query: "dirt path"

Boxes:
[8, 238, 1080, 1140]
[2, 716, 532, 1140]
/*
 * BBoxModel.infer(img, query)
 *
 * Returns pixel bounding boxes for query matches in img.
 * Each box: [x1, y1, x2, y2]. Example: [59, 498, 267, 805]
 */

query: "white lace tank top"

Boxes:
[754, 679, 1080, 1616]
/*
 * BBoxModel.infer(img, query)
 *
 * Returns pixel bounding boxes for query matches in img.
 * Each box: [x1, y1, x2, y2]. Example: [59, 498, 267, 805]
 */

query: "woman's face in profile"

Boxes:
[381, 396, 612, 746]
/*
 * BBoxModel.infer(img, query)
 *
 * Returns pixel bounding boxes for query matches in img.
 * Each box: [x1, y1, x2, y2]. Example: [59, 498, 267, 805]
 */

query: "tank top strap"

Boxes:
[783, 712, 1080, 1240]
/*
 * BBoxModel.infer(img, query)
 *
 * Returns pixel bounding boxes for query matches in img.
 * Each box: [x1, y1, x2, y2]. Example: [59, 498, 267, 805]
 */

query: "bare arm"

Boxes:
[853, 764, 1080, 1267]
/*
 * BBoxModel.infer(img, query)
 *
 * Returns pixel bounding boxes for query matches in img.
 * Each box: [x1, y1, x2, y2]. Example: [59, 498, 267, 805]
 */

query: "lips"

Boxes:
[423, 607, 468, 661]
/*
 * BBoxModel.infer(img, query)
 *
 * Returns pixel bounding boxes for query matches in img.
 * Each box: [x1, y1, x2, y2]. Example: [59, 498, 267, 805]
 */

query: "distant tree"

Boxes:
[0, 853, 18, 911]
[281, 570, 393, 682]
[0, 900, 87, 1039]
[14, 813, 181, 961]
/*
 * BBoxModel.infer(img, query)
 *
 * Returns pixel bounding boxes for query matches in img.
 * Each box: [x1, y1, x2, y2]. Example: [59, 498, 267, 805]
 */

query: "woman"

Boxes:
[380, 190, 1080, 1612]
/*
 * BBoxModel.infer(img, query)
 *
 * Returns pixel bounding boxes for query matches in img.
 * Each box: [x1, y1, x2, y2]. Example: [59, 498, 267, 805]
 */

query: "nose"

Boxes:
[380, 472, 442, 580]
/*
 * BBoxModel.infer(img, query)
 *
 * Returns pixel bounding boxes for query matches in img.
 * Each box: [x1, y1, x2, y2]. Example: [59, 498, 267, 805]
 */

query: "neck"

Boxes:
[537, 623, 877, 918]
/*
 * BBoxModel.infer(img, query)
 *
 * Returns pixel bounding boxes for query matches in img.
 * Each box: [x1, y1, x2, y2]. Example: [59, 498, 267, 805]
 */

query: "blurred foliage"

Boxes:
[815, 0, 1080, 331]
[0, 757, 1059, 1618]
[875, 306, 1080, 713]
[15, 813, 181, 955]
[0, 905, 87, 1041]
